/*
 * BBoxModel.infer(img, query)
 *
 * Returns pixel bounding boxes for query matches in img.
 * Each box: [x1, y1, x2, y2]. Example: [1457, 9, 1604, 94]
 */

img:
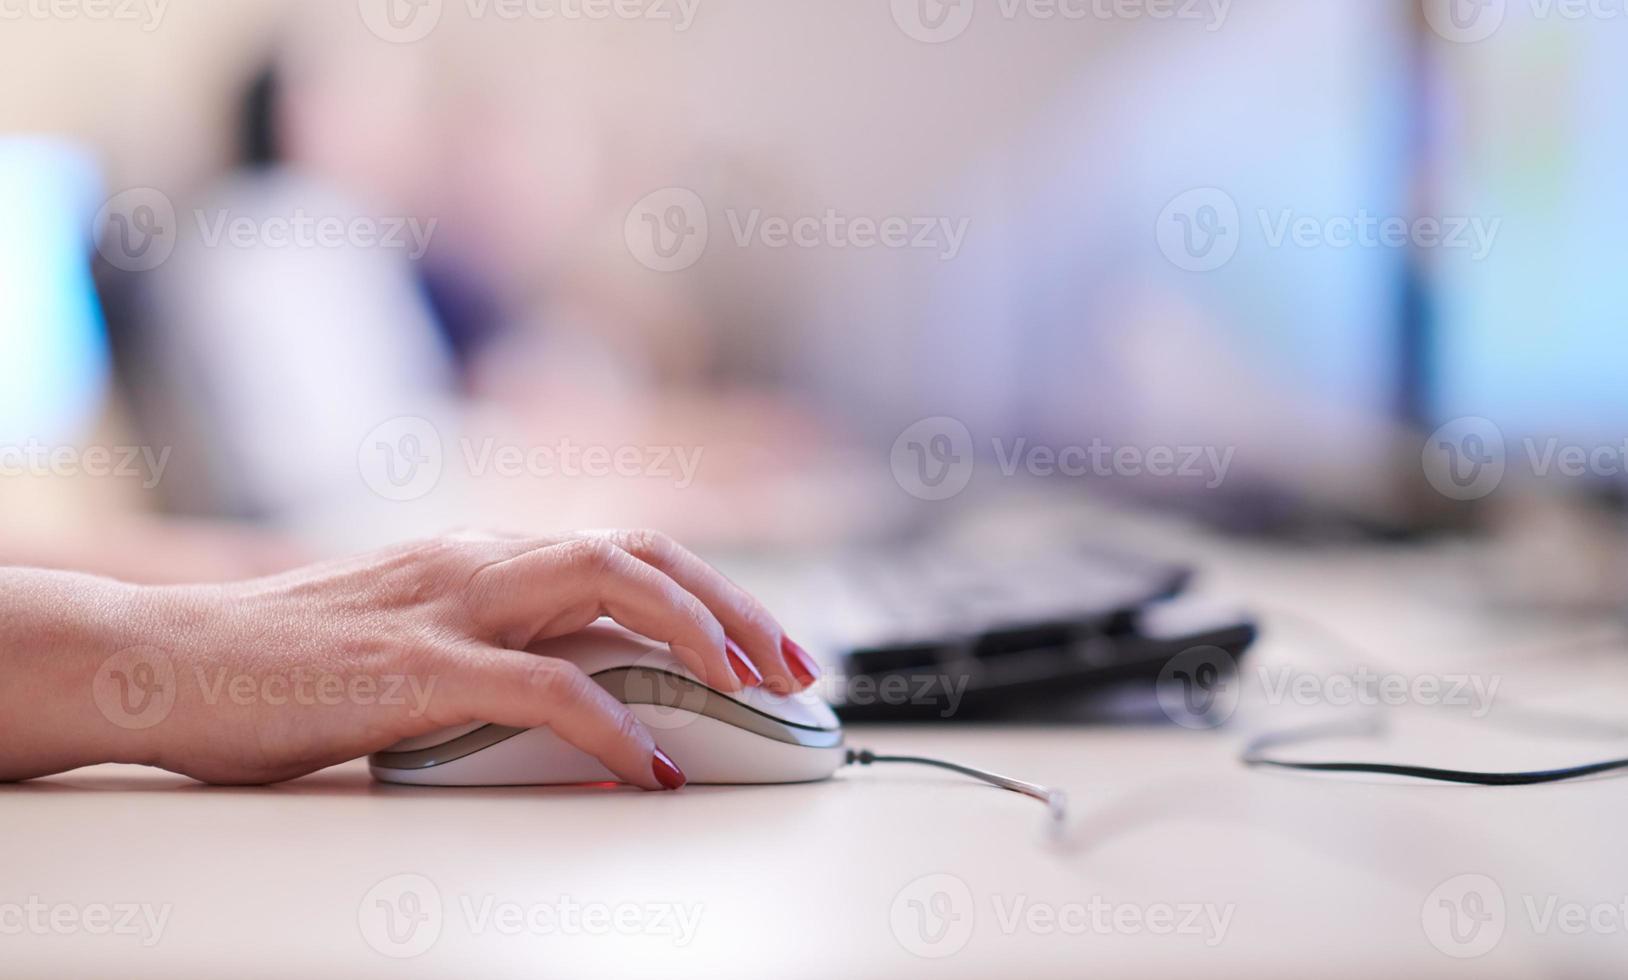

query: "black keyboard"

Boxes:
[755, 545, 1256, 721]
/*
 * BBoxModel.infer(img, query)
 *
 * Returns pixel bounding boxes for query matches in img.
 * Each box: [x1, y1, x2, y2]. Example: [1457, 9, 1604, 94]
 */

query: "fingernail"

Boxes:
[726, 638, 763, 688]
[782, 636, 820, 687]
[652, 749, 686, 790]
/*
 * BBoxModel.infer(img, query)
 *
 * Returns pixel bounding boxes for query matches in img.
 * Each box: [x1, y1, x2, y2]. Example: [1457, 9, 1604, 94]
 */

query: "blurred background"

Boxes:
[3, 0, 1627, 610]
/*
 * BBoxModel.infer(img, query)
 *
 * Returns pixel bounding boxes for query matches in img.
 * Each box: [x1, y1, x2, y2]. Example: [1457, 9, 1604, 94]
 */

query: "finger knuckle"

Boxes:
[524, 659, 592, 706]
[680, 593, 725, 645]
[409, 535, 466, 566]
[731, 597, 780, 639]
[610, 706, 648, 748]
[619, 528, 676, 563]
[561, 538, 622, 578]
[384, 541, 473, 610]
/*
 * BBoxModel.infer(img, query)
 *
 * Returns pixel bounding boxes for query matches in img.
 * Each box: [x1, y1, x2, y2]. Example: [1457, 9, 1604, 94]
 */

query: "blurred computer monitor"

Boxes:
[813, 1, 1419, 520]
[0, 140, 110, 446]
[1429, 11, 1628, 448]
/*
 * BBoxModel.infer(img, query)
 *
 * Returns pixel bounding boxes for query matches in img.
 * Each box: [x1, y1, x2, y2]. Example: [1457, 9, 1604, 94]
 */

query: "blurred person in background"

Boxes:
[38, 0, 1418, 584]
[103, 6, 867, 561]
[0, 138, 306, 584]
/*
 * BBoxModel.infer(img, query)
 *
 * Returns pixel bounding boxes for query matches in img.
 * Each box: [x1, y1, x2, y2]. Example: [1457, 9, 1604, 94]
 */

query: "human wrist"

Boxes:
[0, 571, 210, 775]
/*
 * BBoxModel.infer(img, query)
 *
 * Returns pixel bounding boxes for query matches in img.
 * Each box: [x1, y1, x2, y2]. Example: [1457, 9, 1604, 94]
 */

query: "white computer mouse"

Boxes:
[369, 623, 846, 787]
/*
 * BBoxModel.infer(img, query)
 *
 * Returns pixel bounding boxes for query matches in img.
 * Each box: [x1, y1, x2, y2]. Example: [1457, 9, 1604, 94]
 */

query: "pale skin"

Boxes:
[0, 530, 820, 790]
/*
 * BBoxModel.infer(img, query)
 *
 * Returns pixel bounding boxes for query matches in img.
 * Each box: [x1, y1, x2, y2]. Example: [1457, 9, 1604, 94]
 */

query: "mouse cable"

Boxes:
[846, 748, 1068, 822]
[1236, 607, 1628, 785]
[1241, 717, 1628, 786]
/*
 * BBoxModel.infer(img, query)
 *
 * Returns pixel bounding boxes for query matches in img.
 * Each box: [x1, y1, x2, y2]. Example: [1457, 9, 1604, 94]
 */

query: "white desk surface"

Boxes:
[7, 534, 1628, 978]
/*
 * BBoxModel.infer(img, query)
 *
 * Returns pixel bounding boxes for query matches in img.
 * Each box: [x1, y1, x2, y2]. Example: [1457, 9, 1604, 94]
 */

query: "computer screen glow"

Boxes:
[0, 139, 111, 445]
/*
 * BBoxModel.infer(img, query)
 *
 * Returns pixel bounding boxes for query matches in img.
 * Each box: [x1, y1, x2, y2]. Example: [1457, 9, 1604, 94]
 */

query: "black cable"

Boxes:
[1243, 755, 1628, 785]
[846, 748, 1068, 822]
[1230, 606, 1628, 786]
[1241, 718, 1628, 786]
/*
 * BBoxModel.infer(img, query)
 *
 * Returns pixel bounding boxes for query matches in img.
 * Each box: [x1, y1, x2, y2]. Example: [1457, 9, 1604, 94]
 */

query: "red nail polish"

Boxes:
[726, 639, 763, 687]
[782, 636, 820, 687]
[652, 749, 686, 790]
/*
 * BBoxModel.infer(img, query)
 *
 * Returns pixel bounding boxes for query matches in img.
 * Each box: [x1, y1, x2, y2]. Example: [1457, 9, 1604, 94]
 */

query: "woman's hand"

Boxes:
[0, 531, 822, 789]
